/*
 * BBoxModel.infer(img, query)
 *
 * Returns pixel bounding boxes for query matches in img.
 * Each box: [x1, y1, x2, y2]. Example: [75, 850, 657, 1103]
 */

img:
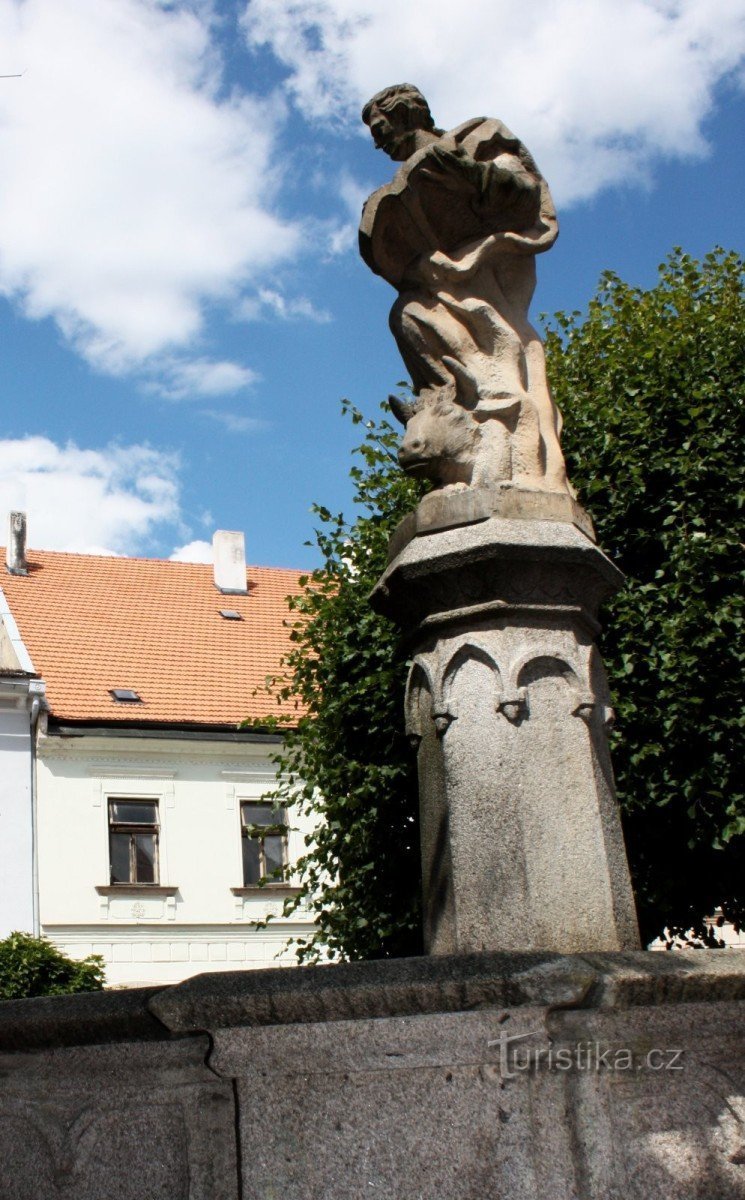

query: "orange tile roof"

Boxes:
[1, 548, 306, 727]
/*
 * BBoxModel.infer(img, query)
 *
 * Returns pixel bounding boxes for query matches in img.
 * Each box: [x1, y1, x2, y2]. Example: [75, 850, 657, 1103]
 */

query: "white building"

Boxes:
[0, 519, 316, 986]
[0, 574, 45, 938]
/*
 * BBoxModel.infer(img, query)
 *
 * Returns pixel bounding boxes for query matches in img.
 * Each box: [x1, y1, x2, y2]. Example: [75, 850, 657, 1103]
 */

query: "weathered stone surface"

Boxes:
[203, 952, 745, 1200]
[213, 994, 745, 1200]
[1, 952, 744, 1199]
[0, 1033, 237, 1200]
[360, 83, 570, 496]
[219, 1007, 579, 1200]
[372, 517, 638, 955]
[388, 484, 596, 562]
[149, 948, 745, 1032]
[549, 997, 745, 1198]
[0, 985, 165, 1051]
[150, 949, 593, 1033]
[374, 513, 620, 639]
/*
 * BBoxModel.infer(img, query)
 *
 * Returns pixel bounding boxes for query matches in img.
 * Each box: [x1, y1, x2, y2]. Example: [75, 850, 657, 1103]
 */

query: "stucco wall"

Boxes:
[36, 729, 317, 986]
[0, 697, 35, 937]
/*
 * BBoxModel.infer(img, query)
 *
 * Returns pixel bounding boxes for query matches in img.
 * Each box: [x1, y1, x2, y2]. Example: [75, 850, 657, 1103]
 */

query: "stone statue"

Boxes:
[366, 87, 640, 960]
[360, 83, 571, 495]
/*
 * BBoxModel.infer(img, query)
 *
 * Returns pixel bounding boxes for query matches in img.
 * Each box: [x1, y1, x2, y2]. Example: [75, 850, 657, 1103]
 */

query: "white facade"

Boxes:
[0, 586, 44, 938]
[36, 727, 317, 987]
[0, 679, 41, 938]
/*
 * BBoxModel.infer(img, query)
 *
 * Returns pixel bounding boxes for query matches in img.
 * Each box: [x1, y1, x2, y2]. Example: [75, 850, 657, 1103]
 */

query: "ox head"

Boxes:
[389, 384, 478, 486]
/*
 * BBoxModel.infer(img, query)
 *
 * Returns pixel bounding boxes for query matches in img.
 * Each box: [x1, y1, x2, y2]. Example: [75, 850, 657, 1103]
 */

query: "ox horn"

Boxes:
[442, 356, 480, 410]
[388, 394, 419, 425]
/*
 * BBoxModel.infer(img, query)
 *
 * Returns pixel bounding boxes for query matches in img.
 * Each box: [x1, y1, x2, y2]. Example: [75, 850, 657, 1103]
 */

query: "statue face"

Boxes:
[366, 101, 417, 162]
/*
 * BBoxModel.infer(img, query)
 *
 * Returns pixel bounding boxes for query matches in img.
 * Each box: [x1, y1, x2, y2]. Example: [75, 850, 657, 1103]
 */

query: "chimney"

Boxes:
[212, 530, 247, 594]
[6, 511, 28, 576]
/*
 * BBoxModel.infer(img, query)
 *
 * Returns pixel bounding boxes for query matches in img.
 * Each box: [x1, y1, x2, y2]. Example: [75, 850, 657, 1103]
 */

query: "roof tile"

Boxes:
[1, 549, 305, 726]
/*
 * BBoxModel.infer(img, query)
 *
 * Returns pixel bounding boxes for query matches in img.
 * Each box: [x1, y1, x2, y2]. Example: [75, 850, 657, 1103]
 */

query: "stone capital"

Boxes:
[371, 499, 623, 645]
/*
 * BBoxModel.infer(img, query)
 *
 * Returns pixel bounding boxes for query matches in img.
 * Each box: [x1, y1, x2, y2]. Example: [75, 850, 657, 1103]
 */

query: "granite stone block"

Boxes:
[1, 952, 743, 1199]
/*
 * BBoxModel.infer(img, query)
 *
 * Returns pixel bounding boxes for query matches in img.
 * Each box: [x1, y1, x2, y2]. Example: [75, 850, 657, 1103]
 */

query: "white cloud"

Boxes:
[169, 538, 213, 563]
[243, 0, 745, 203]
[239, 287, 332, 323]
[0, 0, 301, 373]
[0, 436, 181, 554]
[322, 170, 373, 254]
[146, 357, 259, 401]
[1, 0, 741, 399]
[201, 409, 267, 433]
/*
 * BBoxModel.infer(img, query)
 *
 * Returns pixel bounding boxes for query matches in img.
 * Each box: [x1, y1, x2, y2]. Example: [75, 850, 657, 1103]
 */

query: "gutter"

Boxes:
[29, 679, 45, 937]
[46, 721, 287, 743]
[0, 674, 46, 937]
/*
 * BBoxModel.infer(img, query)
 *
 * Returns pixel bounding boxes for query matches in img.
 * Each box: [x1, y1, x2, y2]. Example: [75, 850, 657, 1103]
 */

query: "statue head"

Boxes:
[362, 83, 442, 161]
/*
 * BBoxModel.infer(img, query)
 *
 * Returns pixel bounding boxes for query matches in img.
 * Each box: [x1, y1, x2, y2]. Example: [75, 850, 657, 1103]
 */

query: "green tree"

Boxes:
[545, 247, 744, 946]
[262, 247, 743, 960]
[256, 400, 426, 962]
[0, 931, 105, 999]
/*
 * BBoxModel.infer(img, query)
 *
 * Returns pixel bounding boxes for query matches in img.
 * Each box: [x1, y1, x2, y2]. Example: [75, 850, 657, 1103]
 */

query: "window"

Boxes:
[109, 799, 159, 884]
[240, 802, 287, 885]
[109, 688, 142, 703]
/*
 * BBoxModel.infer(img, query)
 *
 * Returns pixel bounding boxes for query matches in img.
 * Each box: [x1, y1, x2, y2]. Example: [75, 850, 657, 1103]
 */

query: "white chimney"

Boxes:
[212, 530, 247, 594]
[6, 511, 28, 576]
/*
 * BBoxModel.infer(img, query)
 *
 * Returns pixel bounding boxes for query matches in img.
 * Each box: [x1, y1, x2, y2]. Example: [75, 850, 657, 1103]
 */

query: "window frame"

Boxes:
[239, 800, 288, 887]
[108, 797, 160, 886]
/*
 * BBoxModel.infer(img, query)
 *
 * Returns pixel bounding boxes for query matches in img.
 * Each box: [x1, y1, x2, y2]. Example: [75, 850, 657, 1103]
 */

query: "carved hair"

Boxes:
[362, 83, 443, 135]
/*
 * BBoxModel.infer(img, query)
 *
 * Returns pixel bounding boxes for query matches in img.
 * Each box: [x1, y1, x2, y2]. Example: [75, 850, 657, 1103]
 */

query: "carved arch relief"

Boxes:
[508, 651, 613, 729]
[514, 652, 581, 690]
[407, 644, 614, 736]
[0, 1100, 189, 1198]
[440, 641, 503, 735]
[407, 642, 507, 741]
[404, 658, 436, 747]
[492, 650, 579, 725]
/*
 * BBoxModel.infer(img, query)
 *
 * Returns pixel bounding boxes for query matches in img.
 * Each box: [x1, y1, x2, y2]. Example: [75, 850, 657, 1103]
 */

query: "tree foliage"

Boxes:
[0, 931, 105, 999]
[545, 247, 744, 945]
[262, 247, 743, 959]
[255, 400, 426, 962]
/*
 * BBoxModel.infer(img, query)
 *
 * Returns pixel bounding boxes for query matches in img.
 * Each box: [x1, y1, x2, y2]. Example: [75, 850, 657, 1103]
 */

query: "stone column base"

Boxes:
[371, 491, 639, 954]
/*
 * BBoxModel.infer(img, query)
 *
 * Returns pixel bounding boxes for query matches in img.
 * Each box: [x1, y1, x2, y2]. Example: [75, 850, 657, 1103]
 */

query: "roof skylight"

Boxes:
[219, 609, 243, 621]
[109, 688, 142, 703]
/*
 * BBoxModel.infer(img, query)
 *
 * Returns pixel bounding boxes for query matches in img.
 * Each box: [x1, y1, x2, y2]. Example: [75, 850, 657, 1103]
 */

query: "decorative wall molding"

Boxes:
[95, 885, 179, 896]
[220, 770, 278, 785]
[90, 767, 178, 779]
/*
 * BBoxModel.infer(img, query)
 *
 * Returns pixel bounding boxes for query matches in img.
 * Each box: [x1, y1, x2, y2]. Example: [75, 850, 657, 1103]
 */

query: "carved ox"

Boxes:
[389, 379, 541, 491]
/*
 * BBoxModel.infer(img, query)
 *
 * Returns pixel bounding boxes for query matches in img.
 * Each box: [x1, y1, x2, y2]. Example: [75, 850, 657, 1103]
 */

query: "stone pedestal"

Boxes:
[371, 487, 640, 955]
[5, 952, 745, 1200]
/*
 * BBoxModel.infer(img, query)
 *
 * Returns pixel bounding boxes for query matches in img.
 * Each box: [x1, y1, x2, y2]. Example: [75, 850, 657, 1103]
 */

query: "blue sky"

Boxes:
[0, 0, 743, 568]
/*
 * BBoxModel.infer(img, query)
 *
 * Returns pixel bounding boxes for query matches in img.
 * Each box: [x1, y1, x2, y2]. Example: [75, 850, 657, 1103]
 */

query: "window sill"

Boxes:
[230, 885, 302, 896]
[95, 885, 179, 896]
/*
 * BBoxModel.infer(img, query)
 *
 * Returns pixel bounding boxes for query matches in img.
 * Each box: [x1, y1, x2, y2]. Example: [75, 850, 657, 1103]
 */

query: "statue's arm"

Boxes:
[416, 141, 541, 231]
[413, 142, 486, 193]
[478, 153, 540, 209]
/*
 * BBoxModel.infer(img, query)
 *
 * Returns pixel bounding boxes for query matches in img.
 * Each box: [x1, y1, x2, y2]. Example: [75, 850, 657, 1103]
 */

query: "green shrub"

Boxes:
[0, 931, 105, 999]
